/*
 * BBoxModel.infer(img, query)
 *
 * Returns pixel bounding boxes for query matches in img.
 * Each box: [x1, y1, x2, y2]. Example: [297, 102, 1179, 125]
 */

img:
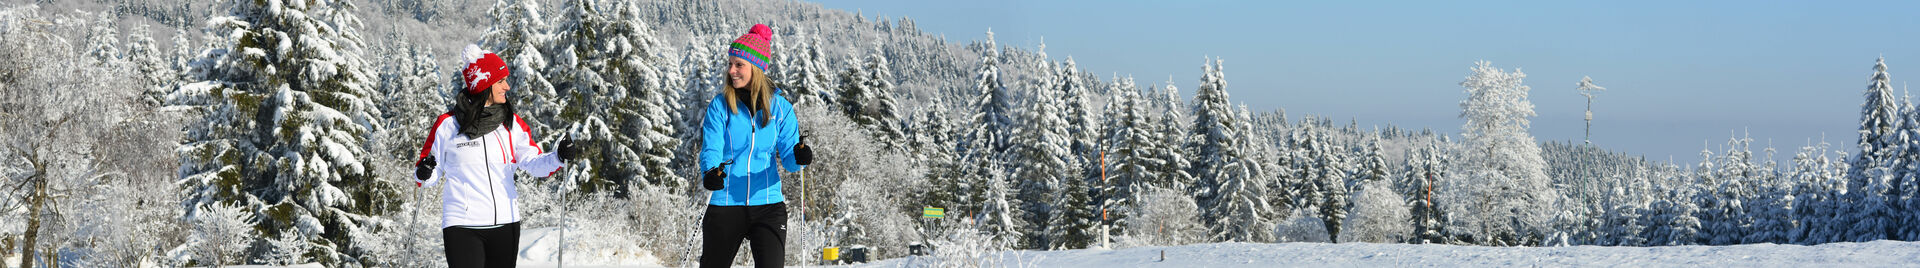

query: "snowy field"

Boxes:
[846, 241, 1920, 267]
[224, 236, 1920, 267]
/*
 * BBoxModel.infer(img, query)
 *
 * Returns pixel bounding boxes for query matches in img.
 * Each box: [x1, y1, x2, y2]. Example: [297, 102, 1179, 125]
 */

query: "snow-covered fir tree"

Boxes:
[783, 34, 835, 106]
[961, 29, 1021, 245]
[1291, 117, 1350, 243]
[1188, 58, 1273, 243]
[1098, 75, 1154, 236]
[126, 22, 176, 103]
[1153, 79, 1198, 192]
[479, 0, 561, 132]
[837, 42, 903, 142]
[1401, 136, 1451, 244]
[1045, 168, 1100, 249]
[1790, 140, 1850, 244]
[546, 0, 684, 192]
[1840, 57, 1902, 242]
[168, 0, 401, 265]
[1009, 55, 1077, 249]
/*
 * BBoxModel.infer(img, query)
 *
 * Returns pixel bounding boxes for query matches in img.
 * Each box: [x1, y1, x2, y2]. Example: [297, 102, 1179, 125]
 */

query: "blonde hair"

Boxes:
[723, 66, 775, 127]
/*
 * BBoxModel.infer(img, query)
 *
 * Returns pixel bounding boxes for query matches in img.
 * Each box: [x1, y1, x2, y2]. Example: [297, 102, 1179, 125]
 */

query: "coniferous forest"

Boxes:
[0, 0, 1914, 267]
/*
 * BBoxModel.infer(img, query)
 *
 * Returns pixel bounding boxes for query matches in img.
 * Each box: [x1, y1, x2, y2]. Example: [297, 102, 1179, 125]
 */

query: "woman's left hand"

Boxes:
[794, 135, 812, 165]
[557, 138, 581, 163]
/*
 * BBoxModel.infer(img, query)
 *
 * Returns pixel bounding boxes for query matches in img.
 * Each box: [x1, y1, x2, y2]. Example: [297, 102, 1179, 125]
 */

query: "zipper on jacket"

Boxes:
[483, 130, 502, 225]
[748, 119, 756, 206]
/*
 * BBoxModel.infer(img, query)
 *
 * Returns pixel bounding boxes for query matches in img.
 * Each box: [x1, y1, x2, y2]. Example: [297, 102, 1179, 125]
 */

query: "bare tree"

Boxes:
[1, 8, 158, 267]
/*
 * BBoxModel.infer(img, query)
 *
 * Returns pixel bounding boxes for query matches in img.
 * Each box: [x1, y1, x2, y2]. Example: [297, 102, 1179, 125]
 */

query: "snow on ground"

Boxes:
[213, 238, 1920, 267]
[515, 227, 668, 268]
[845, 241, 1920, 267]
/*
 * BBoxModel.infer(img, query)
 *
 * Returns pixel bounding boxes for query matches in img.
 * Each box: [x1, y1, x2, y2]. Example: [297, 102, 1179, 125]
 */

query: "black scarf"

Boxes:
[454, 92, 513, 139]
[734, 88, 767, 128]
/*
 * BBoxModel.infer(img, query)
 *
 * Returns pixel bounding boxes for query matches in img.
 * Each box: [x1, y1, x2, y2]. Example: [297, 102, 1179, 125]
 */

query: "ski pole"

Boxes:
[682, 158, 730, 267]
[409, 176, 421, 267]
[799, 167, 808, 267]
[557, 123, 582, 268]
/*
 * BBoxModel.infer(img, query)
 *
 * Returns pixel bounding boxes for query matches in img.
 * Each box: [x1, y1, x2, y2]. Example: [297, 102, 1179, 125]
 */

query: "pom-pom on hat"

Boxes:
[460, 44, 510, 94]
[729, 24, 774, 73]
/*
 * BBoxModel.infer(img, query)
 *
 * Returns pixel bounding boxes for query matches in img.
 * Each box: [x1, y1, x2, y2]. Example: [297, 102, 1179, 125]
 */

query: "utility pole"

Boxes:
[1575, 76, 1606, 223]
[1576, 76, 1606, 145]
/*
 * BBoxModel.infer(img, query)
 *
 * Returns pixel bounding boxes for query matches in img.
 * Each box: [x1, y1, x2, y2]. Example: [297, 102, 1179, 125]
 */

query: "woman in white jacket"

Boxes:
[413, 45, 581, 268]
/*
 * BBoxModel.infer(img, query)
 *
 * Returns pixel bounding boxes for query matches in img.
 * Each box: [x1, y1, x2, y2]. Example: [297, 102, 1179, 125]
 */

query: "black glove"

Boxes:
[557, 138, 581, 163]
[793, 135, 813, 165]
[414, 156, 437, 187]
[703, 161, 731, 191]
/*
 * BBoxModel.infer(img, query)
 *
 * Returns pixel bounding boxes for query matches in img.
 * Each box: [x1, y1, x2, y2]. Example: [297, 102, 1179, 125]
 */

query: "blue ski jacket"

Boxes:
[700, 89, 806, 206]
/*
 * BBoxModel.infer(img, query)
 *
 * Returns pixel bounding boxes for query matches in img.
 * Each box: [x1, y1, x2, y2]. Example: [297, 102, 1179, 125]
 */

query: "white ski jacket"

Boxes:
[416, 113, 564, 228]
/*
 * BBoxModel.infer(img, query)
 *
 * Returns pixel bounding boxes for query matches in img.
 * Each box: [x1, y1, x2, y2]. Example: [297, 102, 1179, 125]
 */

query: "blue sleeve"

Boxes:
[777, 97, 805, 172]
[701, 96, 727, 171]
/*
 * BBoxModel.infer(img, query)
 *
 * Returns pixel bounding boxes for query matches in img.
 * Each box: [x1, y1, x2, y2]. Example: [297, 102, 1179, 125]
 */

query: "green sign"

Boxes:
[922, 207, 945, 218]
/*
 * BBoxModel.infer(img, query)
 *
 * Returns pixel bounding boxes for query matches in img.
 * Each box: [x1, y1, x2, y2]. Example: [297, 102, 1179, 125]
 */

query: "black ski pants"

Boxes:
[701, 202, 788, 268]
[444, 222, 521, 268]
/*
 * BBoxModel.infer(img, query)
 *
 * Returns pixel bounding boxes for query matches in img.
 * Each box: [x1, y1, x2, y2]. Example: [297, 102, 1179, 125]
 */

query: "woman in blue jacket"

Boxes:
[699, 24, 813, 268]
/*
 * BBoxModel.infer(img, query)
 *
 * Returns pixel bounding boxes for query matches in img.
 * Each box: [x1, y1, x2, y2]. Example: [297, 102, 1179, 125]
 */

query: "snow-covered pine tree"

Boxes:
[373, 32, 446, 161]
[1335, 133, 1394, 242]
[838, 42, 903, 142]
[1645, 169, 1704, 246]
[479, 0, 560, 132]
[1699, 133, 1761, 245]
[126, 22, 174, 104]
[83, 11, 121, 65]
[166, 27, 195, 86]
[1188, 58, 1272, 242]
[913, 96, 967, 217]
[1058, 57, 1104, 199]
[1401, 137, 1451, 244]
[1842, 57, 1901, 242]
[1604, 182, 1650, 246]
[1045, 167, 1099, 249]
[1445, 61, 1557, 246]
[1901, 94, 1920, 241]
[1790, 140, 1850, 244]
[795, 35, 836, 106]
[546, 0, 683, 192]
[170, 0, 399, 264]
[1009, 56, 1076, 249]
[962, 29, 1020, 244]
[1746, 143, 1794, 244]
[1254, 111, 1298, 235]
[1292, 117, 1350, 243]
[1097, 75, 1154, 237]
[1154, 79, 1197, 192]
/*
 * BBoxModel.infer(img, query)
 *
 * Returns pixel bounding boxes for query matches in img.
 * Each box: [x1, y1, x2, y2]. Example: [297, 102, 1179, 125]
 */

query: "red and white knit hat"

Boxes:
[460, 44, 510, 94]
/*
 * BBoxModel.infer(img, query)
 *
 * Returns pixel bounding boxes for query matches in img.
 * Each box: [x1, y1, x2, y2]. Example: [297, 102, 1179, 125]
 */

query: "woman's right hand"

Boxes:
[415, 156, 437, 187]
[703, 161, 731, 191]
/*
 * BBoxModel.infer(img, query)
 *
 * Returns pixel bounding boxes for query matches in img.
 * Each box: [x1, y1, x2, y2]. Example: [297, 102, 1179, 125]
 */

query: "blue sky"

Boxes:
[812, 0, 1920, 164]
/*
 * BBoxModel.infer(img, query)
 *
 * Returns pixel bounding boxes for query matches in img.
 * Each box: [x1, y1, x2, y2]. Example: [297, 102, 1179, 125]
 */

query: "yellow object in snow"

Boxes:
[823, 247, 840, 261]
[923, 207, 945, 218]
